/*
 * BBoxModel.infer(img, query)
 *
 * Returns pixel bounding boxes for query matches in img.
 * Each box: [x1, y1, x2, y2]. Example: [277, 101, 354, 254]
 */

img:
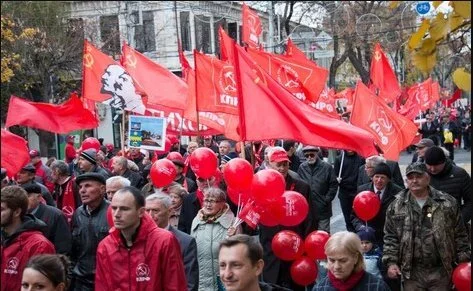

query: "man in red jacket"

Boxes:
[29, 149, 55, 193]
[95, 186, 187, 291]
[1, 186, 55, 291]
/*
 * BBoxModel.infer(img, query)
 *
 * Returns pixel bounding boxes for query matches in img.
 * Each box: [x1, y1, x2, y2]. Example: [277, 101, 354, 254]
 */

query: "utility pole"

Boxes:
[267, 1, 274, 52]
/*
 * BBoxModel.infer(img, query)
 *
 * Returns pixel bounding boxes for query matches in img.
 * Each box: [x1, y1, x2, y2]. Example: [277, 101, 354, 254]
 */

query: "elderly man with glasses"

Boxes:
[297, 145, 338, 233]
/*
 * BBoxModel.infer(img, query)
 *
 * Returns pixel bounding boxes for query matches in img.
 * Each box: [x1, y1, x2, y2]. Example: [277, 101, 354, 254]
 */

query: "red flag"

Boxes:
[219, 27, 235, 62]
[232, 44, 377, 157]
[430, 81, 440, 105]
[335, 87, 355, 107]
[5, 93, 99, 133]
[194, 50, 239, 115]
[398, 96, 422, 121]
[350, 81, 418, 160]
[313, 88, 340, 119]
[1, 129, 31, 177]
[446, 88, 462, 107]
[247, 47, 328, 103]
[370, 43, 401, 103]
[242, 3, 262, 49]
[407, 78, 433, 111]
[285, 38, 316, 65]
[121, 43, 187, 112]
[82, 40, 146, 114]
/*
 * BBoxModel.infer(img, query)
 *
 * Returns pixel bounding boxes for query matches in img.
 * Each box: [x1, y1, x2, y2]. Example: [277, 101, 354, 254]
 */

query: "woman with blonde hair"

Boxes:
[313, 231, 389, 290]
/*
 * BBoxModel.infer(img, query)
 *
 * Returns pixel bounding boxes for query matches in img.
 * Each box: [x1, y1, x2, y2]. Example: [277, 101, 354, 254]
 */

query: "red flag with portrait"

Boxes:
[351, 81, 418, 160]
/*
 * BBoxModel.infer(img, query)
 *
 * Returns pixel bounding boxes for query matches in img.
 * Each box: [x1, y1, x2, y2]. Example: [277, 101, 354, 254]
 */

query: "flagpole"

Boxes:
[121, 110, 127, 155]
[193, 50, 201, 140]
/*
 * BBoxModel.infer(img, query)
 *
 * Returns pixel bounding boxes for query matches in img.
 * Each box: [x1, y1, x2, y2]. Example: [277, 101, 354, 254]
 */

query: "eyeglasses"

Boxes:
[203, 199, 223, 205]
[304, 153, 316, 158]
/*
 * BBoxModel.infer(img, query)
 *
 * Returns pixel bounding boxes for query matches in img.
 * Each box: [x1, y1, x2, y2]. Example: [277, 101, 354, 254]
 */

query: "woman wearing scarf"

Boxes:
[313, 231, 390, 291]
[191, 187, 240, 291]
[167, 183, 188, 229]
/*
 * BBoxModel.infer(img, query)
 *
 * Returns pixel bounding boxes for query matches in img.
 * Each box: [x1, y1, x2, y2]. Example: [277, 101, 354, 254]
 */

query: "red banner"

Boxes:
[312, 88, 340, 119]
[242, 3, 262, 49]
[370, 43, 401, 103]
[1, 129, 30, 177]
[219, 27, 235, 62]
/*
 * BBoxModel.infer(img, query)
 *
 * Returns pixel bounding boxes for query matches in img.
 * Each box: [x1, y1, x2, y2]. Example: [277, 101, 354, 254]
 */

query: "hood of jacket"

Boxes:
[2, 214, 48, 246]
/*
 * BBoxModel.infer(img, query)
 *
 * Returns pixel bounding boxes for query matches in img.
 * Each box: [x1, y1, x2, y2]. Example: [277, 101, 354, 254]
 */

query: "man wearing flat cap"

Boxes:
[297, 145, 337, 233]
[383, 162, 470, 290]
[411, 138, 435, 163]
[70, 172, 110, 291]
[424, 146, 471, 224]
[351, 162, 403, 247]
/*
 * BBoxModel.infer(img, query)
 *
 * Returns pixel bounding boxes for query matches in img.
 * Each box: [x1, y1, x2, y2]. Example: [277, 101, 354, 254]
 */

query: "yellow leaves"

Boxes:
[411, 51, 437, 74]
[452, 68, 471, 92]
[432, 1, 443, 8]
[430, 11, 466, 41]
[389, 1, 401, 9]
[451, 1, 471, 20]
[1, 54, 20, 83]
[19, 28, 39, 39]
[408, 19, 430, 50]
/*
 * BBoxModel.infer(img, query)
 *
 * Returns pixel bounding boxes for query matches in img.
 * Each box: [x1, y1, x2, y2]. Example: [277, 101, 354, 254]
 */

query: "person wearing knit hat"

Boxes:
[424, 146, 472, 224]
[357, 226, 383, 279]
[77, 149, 111, 179]
[372, 163, 392, 180]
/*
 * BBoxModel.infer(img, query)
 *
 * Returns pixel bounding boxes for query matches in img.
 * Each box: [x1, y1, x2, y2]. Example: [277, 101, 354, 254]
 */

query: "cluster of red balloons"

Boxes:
[222, 158, 309, 229]
[353, 191, 381, 221]
[271, 230, 330, 286]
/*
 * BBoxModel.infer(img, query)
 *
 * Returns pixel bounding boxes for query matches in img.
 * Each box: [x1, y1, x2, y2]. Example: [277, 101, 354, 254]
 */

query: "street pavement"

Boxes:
[330, 148, 472, 234]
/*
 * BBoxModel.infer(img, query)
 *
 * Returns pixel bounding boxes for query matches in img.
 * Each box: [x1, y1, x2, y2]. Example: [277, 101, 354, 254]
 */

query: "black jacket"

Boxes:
[176, 175, 197, 194]
[357, 160, 405, 189]
[178, 191, 200, 234]
[32, 203, 72, 255]
[428, 159, 472, 222]
[334, 151, 365, 194]
[70, 199, 110, 288]
[121, 169, 145, 189]
[351, 182, 403, 246]
[298, 159, 338, 219]
[260, 172, 316, 291]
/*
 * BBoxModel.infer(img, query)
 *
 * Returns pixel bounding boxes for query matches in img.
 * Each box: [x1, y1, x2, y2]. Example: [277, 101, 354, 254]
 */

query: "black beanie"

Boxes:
[357, 226, 376, 243]
[424, 146, 446, 165]
[80, 149, 97, 165]
[373, 162, 391, 179]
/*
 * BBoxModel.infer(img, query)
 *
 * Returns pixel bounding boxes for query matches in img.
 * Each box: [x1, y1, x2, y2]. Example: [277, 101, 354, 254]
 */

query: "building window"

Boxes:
[195, 16, 211, 54]
[180, 11, 191, 51]
[132, 11, 156, 53]
[100, 15, 120, 55]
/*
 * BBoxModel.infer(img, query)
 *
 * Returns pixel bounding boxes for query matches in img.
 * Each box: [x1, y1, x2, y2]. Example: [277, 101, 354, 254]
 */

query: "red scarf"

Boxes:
[57, 176, 77, 225]
[328, 270, 365, 291]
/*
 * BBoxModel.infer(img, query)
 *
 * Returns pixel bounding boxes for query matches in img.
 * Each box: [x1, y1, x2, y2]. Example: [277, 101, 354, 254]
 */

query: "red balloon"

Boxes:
[227, 187, 251, 205]
[272, 230, 304, 261]
[106, 205, 114, 228]
[280, 191, 309, 227]
[258, 197, 285, 227]
[154, 137, 172, 156]
[304, 230, 330, 260]
[222, 158, 253, 191]
[453, 262, 471, 291]
[353, 191, 381, 221]
[290, 256, 318, 286]
[81, 137, 101, 151]
[150, 159, 177, 188]
[189, 147, 218, 179]
[251, 169, 285, 205]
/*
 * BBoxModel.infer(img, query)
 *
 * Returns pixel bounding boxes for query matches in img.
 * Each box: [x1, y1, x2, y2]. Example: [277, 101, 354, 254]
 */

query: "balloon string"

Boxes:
[206, 179, 210, 188]
[365, 221, 368, 228]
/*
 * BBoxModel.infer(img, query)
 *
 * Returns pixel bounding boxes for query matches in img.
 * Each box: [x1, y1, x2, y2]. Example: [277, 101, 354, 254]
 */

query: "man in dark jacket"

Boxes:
[74, 148, 111, 179]
[334, 150, 365, 232]
[424, 146, 471, 223]
[419, 113, 440, 145]
[1, 186, 55, 291]
[351, 163, 403, 246]
[145, 192, 199, 291]
[298, 145, 337, 233]
[16, 164, 56, 207]
[260, 147, 316, 291]
[111, 156, 144, 189]
[70, 172, 110, 291]
[21, 183, 72, 255]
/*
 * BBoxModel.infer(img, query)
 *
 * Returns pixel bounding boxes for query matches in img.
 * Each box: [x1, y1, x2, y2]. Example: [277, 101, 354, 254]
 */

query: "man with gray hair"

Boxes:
[357, 155, 405, 188]
[106, 176, 131, 201]
[145, 192, 199, 291]
[111, 156, 144, 189]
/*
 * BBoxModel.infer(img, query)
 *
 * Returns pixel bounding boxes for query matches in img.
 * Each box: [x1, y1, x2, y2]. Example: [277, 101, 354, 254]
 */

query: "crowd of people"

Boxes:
[1, 103, 471, 291]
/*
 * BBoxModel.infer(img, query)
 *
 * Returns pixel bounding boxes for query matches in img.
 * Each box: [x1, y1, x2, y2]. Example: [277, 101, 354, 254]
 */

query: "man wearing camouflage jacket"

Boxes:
[383, 162, 470, 290]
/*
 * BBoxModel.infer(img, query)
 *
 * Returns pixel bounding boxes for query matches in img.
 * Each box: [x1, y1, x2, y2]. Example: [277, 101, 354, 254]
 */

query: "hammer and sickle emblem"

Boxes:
[83, 53, 94, 68]
[374, 51, 381, 61]
[125, 53, 137, 68]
